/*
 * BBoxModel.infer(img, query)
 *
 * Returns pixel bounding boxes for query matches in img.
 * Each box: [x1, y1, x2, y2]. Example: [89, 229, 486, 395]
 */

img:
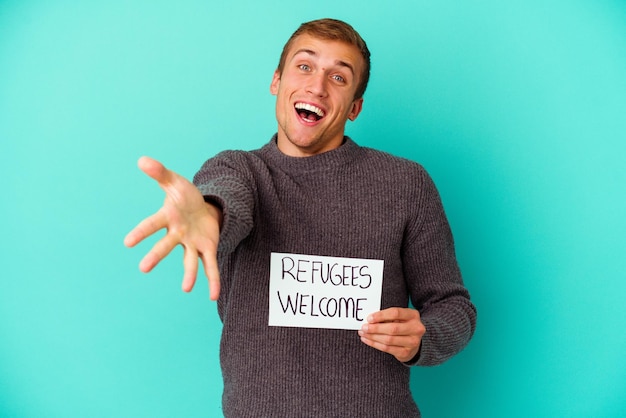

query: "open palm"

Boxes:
[124, 156, 222, 300]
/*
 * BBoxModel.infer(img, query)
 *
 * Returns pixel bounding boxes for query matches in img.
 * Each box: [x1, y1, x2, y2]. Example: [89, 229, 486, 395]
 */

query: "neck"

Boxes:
[276, 132, 346, 157]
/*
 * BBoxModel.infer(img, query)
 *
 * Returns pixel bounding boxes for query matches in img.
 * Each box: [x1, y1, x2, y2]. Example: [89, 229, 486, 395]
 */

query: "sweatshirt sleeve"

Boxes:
[402, 168, 477, 367]
[192, 151, 256, 255]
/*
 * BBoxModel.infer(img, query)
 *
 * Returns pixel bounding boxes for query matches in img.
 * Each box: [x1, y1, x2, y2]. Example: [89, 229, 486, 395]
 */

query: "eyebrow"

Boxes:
[292, 48, 356, 76]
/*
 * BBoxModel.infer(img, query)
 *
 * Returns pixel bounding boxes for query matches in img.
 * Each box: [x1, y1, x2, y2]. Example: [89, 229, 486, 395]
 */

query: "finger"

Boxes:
[359, 334, 402, 354]
[137, 156, 176, 189]
[361, 315, 426, 343]
[139, 233, 179, 273]
[181, 246, 198, 293]
[200, 251, 221, 301]
[360, 333, 397, 350]
[359, 328, 415, 347]
[124, 211, 166, 247]
[361, 320, 414, 337]
[367, 307, 420, 324]
[359, 334, 419, 362]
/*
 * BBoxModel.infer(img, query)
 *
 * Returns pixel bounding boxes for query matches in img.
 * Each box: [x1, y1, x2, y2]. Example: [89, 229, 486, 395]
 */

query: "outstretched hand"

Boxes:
[124, 156, 222, 300]
[358, 307, 426, 363]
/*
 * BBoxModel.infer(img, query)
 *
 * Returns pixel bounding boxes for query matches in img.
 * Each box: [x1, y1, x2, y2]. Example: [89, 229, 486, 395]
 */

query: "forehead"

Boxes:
[286, 34, 364, 72]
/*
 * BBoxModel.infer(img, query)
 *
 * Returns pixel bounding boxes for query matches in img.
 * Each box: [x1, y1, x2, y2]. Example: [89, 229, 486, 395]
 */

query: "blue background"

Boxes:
[1, 0, 625, 416]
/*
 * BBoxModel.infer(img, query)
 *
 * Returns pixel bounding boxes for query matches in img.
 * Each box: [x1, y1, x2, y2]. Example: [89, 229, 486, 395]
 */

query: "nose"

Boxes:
[306, 71, 328, 97]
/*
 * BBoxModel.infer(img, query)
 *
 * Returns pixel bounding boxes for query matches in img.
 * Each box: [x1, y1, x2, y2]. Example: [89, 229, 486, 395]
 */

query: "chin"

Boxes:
[285, 132, 320, 148]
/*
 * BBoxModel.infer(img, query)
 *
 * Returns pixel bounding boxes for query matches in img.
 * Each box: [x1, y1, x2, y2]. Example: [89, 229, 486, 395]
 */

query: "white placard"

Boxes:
[268, 252, 384, 330]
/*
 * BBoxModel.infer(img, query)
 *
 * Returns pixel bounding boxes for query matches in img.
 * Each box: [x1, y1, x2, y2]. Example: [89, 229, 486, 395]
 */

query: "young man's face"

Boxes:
[270, 34, 364, 157]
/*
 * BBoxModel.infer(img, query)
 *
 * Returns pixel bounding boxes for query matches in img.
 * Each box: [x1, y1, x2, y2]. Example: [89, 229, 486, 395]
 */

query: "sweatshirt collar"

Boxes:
[258, 134, 360, 175]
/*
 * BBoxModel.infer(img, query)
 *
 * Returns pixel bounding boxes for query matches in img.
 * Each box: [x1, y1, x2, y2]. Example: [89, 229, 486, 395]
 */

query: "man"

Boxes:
[125, 18, 476, 417]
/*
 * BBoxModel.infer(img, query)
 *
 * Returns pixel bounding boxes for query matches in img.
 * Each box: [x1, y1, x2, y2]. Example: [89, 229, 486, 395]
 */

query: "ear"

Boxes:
[347, 98, 364, 121]
[270, 70, 281, 95]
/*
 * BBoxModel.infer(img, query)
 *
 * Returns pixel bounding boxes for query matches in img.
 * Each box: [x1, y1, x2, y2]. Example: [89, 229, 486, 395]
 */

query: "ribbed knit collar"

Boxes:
[257, 134, 360, 175]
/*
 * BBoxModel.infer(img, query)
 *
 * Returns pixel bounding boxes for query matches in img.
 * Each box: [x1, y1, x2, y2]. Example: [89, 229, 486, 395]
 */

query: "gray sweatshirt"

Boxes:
[193, 135, 477, 417]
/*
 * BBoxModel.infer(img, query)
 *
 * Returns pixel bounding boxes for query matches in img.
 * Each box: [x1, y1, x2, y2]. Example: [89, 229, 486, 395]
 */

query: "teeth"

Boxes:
[295, 102, 325, 118]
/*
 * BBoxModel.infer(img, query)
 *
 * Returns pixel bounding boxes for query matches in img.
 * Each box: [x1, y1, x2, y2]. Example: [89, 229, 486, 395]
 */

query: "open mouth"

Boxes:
[295, 102, 325, 123]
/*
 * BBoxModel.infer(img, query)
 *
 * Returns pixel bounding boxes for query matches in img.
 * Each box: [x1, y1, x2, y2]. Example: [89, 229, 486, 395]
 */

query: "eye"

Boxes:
[298, 64, 311, 71]
[332, 74, 346, 83]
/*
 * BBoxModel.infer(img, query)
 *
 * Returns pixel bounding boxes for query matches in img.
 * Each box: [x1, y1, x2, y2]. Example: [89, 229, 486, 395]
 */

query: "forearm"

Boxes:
[203, 198, 224, 230]
[411, 296, 477, 366]
[193, 152, 256, 255]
